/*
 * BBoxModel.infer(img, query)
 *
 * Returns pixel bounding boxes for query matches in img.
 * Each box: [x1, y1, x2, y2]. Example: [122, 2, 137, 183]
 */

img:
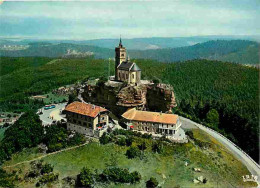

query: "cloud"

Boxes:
[0, 0, 259, 39]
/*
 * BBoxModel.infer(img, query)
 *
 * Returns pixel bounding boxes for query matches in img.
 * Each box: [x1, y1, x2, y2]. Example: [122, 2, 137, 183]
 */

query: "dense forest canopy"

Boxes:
[0, 57, 258, 161]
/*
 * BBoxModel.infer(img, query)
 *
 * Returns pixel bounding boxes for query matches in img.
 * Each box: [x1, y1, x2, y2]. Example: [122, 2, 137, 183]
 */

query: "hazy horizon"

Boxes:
[1, 0, 259, 40]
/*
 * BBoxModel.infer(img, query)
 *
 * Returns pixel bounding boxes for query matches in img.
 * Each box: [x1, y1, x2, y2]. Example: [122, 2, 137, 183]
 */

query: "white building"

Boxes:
[122, 108, 184, 139]
[64, 101, 109, 137]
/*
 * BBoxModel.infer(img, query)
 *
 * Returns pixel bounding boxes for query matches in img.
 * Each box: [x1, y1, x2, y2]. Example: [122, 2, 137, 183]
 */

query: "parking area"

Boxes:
[38, 102, 67, 126]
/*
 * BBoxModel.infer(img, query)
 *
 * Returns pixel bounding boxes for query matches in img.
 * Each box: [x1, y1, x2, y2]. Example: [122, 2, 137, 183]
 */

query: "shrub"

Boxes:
[130, 171, 142, 183]
[126, 146, 141, 159]
[146, 177, 159, 188]
[100, 167, 141, 184]
[138, 141, 147, 151]
[116, 137, 127, 146]
[40, 163, 53, 175]
[153, 79, 160, 85]
[152, 141, 163, 154]
[3, 123, 9, 128]
[26, 170, 40, 179]
[0, 168, 17, 188]
[142, 133, 152, 139]
[126, 136, 133, 146]
[43, 125, 68, 152]
[77, 167, 94, 187]
[34, 160, 44, 170]
[47, 143, 64, 153]
[37, 172, 59, 186]
[112, 128, 130, 136]
[99, 132, 112, 145]
[194, 139, 211, 149]
[203, 178, 208, 184]
[63, 176, 76, 186]
[68, 133, 86, 146]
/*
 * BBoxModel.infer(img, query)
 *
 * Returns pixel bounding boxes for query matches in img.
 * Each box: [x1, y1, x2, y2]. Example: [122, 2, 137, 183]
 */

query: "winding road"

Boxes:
[37, 94, 260, 185]
[180, 117, 260, 185]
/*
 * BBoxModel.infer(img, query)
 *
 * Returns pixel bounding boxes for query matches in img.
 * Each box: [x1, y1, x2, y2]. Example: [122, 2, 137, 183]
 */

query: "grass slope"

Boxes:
[2, 129, 256, 188]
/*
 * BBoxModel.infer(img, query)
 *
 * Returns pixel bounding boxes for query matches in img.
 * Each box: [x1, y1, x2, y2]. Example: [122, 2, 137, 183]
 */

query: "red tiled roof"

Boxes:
[122, 108, 178, 125]
[65, 101, 108, 118]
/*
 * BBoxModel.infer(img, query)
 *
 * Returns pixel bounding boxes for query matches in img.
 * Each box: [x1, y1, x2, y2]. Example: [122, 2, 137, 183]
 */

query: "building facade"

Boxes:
[122, 108, 182, 137]
[115, 38, 141, 85]
[64, 101, 109, 137]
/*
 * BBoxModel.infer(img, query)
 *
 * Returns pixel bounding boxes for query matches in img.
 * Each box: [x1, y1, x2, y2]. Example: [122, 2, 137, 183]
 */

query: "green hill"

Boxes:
[129, 40, 259, 64]
[0, 57, 258, 162]
[1, 129, 256, 187]
[0, 40, 258, 64]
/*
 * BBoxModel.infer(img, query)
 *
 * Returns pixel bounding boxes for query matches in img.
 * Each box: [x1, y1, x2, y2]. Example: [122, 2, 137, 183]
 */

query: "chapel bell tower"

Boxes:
[115, 37, 126, 80]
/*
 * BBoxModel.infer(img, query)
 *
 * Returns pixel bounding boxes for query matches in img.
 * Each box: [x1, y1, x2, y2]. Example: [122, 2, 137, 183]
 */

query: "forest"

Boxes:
[130, 40, 258, 64]
[0, 56, 259, 161]
[0, 40, 258, 64]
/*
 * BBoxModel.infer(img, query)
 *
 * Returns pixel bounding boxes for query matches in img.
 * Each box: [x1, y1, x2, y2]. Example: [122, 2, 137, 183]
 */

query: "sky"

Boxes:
[0, 0, 259, 40]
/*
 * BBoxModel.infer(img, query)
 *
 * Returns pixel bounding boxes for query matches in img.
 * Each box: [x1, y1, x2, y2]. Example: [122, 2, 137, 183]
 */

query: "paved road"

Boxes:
[38, 103, 67, 126]
[180, 117, 260, 185]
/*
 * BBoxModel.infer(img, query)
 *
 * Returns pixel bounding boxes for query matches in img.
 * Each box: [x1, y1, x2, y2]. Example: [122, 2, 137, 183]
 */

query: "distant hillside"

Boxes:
[129, 40, 259, 64]
[0, 40, 258, 64]
[70, 35, 260, 49]
[0, 43, 113, 59]
[1, 35, 259, 50]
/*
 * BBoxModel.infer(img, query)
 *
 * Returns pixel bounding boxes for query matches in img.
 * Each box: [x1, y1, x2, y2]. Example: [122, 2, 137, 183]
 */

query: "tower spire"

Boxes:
[119, 35, 122, 47]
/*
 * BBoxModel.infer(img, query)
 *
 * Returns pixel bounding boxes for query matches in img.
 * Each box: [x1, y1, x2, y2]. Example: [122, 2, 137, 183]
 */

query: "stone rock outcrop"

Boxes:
[80, 80, 177, 117]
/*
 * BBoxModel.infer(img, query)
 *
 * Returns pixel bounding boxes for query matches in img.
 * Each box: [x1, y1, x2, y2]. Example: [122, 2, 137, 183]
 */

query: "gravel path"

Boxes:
[3, 142, 88, 169]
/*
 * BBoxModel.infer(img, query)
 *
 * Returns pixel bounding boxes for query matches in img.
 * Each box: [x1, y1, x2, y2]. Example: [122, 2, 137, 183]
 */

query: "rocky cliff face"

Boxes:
[81, 80, 177, 116]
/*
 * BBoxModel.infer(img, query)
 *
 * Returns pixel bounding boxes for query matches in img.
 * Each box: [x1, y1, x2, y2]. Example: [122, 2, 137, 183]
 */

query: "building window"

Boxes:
[121, 54, 124, 57]
[132, 74, 134, 79]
